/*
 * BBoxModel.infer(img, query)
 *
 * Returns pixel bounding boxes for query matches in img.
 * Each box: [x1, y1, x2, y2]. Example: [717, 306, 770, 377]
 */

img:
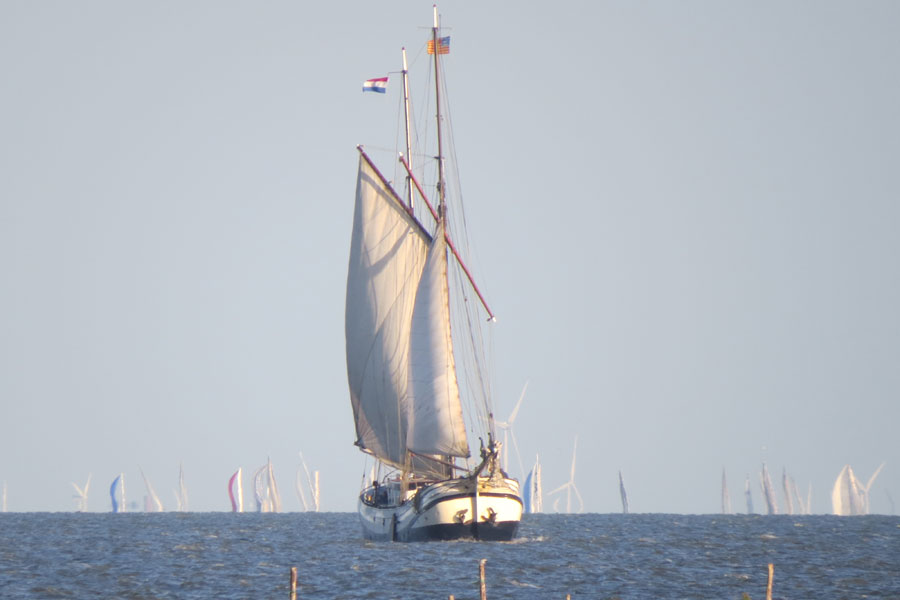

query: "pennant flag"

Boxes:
[362, 77, 388, 93]
[427, 36, 450, 55]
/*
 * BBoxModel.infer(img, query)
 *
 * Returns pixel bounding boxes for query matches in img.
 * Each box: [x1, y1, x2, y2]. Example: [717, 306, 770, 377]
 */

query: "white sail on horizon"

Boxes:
[140, 468, 164, 512]
[832, 463, 885, 515]
[174, 462, 188, 512]
[760, 463, 778, 515]
[721, 468, 732, 514]
[744, 475, 754, 514]
[296, 453, 320, 512]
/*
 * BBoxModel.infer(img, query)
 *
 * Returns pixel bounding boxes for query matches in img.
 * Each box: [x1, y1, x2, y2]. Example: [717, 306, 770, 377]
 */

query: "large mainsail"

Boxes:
[346, 153, 431, 468]
[407, 223, 468, 457]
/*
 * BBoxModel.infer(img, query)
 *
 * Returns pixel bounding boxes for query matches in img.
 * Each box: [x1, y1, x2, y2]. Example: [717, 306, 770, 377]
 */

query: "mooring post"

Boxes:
[766, 563, 774, 600]
[290, 566, 298, 600]
[479, 558, 487, 600]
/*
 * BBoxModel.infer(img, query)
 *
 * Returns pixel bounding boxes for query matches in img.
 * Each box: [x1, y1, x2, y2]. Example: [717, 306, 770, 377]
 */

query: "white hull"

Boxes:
[358, 476, 522, 542]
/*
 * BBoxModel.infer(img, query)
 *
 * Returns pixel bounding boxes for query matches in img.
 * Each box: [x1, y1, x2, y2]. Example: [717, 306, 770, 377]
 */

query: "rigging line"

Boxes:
[399, 154, 495, 320]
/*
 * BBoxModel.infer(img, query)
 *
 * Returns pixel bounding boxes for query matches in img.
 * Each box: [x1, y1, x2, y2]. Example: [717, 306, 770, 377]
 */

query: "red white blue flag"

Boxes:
[427, 36, 450, 55]
[362, 77, 388, 93]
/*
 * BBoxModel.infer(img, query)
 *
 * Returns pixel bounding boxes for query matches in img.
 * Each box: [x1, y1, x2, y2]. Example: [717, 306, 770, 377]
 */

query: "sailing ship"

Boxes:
[523, 455, 543, 514]
[110, 473, 125, 513]
[228, 468, 244, 512]
[832, 463, 885, 515]
[345, 6, 522, 541]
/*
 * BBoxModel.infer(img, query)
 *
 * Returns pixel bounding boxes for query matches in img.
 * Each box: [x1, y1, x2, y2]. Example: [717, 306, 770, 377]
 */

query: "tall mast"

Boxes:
[401, 47, 414, 210]
[431, 4, 446, 218]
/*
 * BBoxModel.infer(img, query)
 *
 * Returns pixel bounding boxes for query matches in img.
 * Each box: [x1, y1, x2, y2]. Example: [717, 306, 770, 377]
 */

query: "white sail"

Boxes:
[407, 223, 468, 457]
[140, 469, 164, 512]
[177, 463, 188, 512]
[346, 154, 430, 468]
[782, 468, 794, 515]
[253, 465, 269, 512]
[721, 468, 731, 514]
[313, 470, 320, 512]
[744, 475, 754, 514]
[295, 468, 309, 511]
[832, 463, 886, 515]
[760, 463, 778, 515]
[267, 458, 282, 513]
[832, 465, 849, 515]
[346, 8, 523, 541]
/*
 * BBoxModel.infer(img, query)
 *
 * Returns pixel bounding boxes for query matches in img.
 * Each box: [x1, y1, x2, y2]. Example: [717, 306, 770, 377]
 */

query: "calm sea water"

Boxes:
[0, 512, 897, 599]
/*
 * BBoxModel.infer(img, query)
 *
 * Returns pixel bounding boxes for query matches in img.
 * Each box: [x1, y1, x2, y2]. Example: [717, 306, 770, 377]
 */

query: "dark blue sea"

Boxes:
[0, 513, 897, 599]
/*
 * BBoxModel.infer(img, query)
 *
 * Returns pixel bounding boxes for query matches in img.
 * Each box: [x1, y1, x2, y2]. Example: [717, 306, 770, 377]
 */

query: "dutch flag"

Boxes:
[362, 77, 388, 93]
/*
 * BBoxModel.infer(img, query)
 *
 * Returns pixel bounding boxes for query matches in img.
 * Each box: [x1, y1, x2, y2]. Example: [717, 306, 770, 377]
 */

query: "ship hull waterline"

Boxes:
[357, 477, 523, 542]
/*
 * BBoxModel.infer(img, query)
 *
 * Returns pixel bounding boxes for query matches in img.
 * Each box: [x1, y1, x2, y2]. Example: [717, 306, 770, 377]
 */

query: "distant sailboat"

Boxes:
[251, 459, 282, 513]
[832, 463, 885, 515]
[253, 465, 268, 512]
[523, 455, 543, 514]
[110, 474, 125, 513]
[548, 436, 584, 513]
[140, 469, 164, 512]
[782, 471, 810, 515]
[2, 481, 7, 512]
[296, 453, 320, 512]
[228, 468, 244, 512]
[760, 463, 778, 515]
[721, 468, 732, 514]
[313, 471, 320, 512]
[744, 475, 754, 514]
[71, 474, 91, 512]
[267, 458, 282, 513]
[781, 468, 794, 515]
[618, 470, 629, 514]
[173, 462, 188, 512]
[295, 468, 309, 511]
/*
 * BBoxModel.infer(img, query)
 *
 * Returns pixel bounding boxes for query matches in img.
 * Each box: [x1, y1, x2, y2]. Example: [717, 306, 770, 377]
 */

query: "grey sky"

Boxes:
[2, 1, 898, 513]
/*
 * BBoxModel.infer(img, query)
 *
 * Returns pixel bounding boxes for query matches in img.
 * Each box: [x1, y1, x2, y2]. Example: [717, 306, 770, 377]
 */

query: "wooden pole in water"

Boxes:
[766, 563, 774, 600]
[290, 566, 298, 600]
[479, 558, 487, 600]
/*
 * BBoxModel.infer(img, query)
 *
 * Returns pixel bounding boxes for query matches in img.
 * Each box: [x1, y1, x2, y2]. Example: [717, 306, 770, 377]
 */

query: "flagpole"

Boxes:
[402, 47, 414, 210]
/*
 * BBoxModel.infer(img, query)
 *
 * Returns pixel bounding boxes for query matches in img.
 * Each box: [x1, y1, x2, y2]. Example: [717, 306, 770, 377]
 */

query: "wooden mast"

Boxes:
[432, 4, 446, 219]
[401, 47, 414, 210]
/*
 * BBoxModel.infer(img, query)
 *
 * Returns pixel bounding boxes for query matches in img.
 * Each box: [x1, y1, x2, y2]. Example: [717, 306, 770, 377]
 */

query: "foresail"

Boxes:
[346, 152, 431, 467]
[407, 223, 469, 457]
